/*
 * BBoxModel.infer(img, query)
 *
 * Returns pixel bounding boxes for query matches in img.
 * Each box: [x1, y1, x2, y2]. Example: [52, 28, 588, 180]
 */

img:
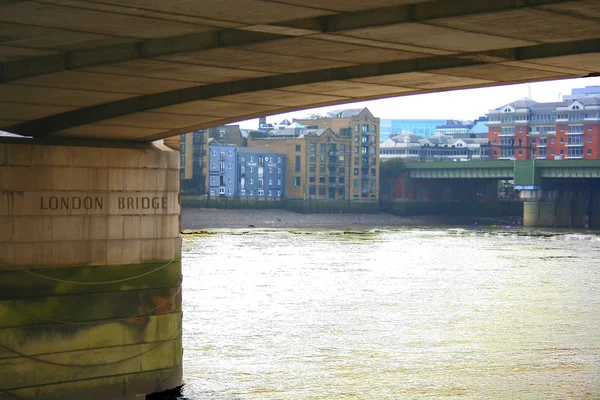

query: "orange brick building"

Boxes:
[488, 91, 600, 161]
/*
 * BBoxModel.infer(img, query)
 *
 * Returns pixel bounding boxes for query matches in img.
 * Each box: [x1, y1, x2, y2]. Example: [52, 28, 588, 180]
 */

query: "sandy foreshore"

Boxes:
[181, 208, 501, 231]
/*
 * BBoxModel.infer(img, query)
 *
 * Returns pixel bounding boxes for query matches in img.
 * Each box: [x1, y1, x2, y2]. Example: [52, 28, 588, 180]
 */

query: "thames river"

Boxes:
[180, 227, 600, 399]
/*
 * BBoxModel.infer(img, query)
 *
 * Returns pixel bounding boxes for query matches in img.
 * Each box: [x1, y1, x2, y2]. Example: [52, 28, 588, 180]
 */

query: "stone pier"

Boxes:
[0, 139, 182, 399]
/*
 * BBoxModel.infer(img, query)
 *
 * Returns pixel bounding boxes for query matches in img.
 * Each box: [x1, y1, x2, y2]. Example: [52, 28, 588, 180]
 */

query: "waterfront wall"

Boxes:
[182, 195, 380, 214]
[0, 140, 182, 399]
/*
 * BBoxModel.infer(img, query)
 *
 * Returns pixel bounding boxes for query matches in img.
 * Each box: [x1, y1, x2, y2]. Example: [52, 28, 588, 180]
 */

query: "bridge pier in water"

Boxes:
[0, 139, 182, 399]
[520, 188, 597, 228]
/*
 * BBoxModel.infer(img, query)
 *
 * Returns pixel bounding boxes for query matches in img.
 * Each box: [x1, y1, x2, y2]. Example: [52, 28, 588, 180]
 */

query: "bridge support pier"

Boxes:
[521, 188, 593, 228]
[0, 139, 182, 399]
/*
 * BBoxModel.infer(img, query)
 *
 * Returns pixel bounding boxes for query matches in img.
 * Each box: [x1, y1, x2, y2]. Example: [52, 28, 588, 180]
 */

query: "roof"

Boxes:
[469, 121, 489, 134]
[325, 108, 363, 118]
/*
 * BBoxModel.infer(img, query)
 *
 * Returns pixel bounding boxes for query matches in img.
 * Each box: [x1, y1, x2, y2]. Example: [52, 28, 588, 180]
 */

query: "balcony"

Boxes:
[329, 160, 345, 167]
[362, 130, 374, 136]
[328, 182, 342, 189]
[566, 131, 584, 135]
[328, 150, 340, 156]
[499, 132, 515, 137]
[566, 142, 584, 147]
[537, 142, 547, 147]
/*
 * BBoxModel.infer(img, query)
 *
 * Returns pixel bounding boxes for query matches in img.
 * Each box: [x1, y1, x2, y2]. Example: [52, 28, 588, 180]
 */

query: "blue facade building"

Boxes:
[207, 145, 286, 198]
[238, 148, 286, 199]
[207, 144, 237, 197]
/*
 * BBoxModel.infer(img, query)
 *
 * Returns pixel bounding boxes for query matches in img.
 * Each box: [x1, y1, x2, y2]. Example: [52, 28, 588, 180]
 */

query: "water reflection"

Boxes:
[182, 228, 600, 399]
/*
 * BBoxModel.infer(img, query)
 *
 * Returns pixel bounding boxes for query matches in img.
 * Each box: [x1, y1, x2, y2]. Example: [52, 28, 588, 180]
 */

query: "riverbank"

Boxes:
[181, 208, 508, 231]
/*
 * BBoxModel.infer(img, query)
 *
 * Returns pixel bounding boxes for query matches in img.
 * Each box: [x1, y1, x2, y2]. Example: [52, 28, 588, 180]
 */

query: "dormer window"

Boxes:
[573, 105, 580, 110]
[503, 107, 512, 113]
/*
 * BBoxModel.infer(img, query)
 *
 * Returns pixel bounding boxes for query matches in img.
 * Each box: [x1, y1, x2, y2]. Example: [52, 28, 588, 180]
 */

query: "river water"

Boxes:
[180, 227, 600, 399]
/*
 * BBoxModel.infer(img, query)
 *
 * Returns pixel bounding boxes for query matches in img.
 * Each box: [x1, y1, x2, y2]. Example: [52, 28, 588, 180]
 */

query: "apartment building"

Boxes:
[250, 108, 380, 200]
[206, 144, 286, 198]
[488, 87, 600, 160]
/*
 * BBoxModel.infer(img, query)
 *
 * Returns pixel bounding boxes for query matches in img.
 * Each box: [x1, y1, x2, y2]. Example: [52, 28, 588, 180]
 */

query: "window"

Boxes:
[211, 163, 216, 169]
[309, 175, 315, 183]
[295, 156, 301, 172]
[319, 176, 325, 184]
[310, 142, 316, 152]
[309, 154, 316, 162]
[551, 150, 555, 155]
[219, 151, 225, 160]
[588, 148, 592, 155]
[250, 156, 254, 162]
[319, 154, 325, 162]
[319, 186, 326, 196]
[353, 179, 358, 190]
[258, 190, 264, 196]
[268, 167, 273, 173]
[268, 179, 272, 185]
[277, 191, 281, 197]
[211, 149, 216, 156]
[354, 124, 359, 132]
[249, 178, 254, 184]
[372, 124, 376, 133]
[294, 177, 301, 186]
[228, 163, 232, 169]
[354, 168, 359, 176]
[240, 189, 246, 195]
[295, 145, 301, 152]
[551, 138, 555, 144]
[258, 179, 263, 189]
[354, 136, 359, 143]
[228, 150, 233, 156]
[354, 158, 359, 165]
[320, 143, 326, 152]
[277, 168, 281, 173]
[354, 146, 359, 154]
[277, 157, 282, 163]
[518, 150, 523, 156]
[249, 191, 254, 196]
[211, 176, 216, 183]
[340, 144, 345, 152]
[560, 137, 564, 143]
[210, 190, 215, 196]
[228, 189, 232, 195]
[560, 149, 564, 155]
[319, 164, 326, 173]
[228, 177, 232, 183]
[277, 179, 281, 185]
[588, 137, 592, 143]
[249, 166, 254, 173]
[309, 185, 316, 195]
[219, 187, 225, 194]
[241, 156, 246, 163]
[310, 164, 316, 173]
[362, 125, 369, 133]
[219, 129, 225, 138]
[268, 190, 272, 197]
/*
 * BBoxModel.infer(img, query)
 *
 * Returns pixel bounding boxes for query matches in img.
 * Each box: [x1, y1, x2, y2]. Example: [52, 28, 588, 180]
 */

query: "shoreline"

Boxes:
[181, 208, 507, 232]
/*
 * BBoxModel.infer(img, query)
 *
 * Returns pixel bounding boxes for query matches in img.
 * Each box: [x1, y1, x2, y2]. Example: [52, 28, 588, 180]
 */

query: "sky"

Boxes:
[234, 77, 600, 129]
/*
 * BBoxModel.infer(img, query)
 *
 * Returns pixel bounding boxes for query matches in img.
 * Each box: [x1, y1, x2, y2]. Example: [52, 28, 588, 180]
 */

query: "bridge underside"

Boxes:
[2, 0, 600, 140]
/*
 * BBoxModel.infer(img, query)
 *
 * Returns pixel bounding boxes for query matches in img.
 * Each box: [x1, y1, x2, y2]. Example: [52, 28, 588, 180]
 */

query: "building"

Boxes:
[180, 125, 245, 195]
[250, 108, 380, 200]
[434, 119, 473, 136]
[206, 144, 286, 198]
[488, 87, 600, 160]
[237, 147, 286, 198]
[380, 119, 447, 140]
[180, 129, 206, 195]
[207, 144, 237, 197]
[380, 132, 488, 161]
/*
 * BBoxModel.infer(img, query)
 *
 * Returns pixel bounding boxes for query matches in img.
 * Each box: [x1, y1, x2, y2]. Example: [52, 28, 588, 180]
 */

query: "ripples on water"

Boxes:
[181, 228, 600, 399]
